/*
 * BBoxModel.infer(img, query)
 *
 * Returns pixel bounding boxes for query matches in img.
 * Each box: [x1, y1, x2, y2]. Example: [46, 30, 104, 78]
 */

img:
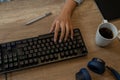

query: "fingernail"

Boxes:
[71, 36, 73, 40]
[64, 38, 66, 42]
[59, 40, 62, 43]
[54, 39, 56, 43]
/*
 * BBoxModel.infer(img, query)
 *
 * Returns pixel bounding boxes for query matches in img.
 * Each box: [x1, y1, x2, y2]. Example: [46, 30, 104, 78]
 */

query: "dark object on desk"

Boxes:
[76, 58, 120, 80]
[87, 57, 106, 74]
[94, 0, 120, 21]
[0, 28, 88, 74]
[107, 66, 120, 80]
[76, 68, 91, 80]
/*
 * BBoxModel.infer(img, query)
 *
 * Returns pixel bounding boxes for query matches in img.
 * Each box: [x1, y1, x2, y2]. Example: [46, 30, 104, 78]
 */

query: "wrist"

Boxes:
[60, 0, 77, 17]
[60, 9, 72, 17]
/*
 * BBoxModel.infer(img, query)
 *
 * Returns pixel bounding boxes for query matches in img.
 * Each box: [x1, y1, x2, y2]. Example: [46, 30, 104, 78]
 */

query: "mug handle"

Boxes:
[103, 19, 108, 23]
[117, 30, 120, 40]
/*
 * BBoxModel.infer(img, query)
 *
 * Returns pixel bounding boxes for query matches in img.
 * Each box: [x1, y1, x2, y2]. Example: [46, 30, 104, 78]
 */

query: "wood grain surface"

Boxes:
[0, 0, 120, 80]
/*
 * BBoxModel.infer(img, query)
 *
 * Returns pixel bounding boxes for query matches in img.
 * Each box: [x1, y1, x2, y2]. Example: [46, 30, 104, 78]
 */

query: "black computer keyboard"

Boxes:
[0, 28, 88, 74]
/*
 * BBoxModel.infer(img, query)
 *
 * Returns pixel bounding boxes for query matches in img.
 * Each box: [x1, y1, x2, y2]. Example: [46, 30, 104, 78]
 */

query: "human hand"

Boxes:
[50, 13, 73, 43]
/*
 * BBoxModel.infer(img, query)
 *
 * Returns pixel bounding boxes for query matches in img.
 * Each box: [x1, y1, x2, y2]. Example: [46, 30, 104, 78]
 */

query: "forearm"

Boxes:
[60, 0, 77, 17]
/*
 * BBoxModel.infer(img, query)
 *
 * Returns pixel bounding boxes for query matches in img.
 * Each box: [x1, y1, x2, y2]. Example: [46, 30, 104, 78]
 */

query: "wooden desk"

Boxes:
[0, 0, 120, 80]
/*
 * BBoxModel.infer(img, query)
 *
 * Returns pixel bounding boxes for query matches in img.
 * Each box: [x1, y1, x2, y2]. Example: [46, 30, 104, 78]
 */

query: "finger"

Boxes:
[59, 22, 65, 43]
[64, 23, 69, 41]
[70, 26, 74, 40]
[50, 21, 56, 32]
[54, 21, 60, 42]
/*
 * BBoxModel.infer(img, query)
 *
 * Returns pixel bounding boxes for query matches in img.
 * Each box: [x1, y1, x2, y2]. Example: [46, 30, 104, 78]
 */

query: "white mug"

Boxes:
[95, 20, 119, 47]
[118, 31, 120, 40]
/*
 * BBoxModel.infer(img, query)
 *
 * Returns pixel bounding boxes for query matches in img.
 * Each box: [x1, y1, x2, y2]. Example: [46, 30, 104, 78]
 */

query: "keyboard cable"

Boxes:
[4, 73, 8, 80]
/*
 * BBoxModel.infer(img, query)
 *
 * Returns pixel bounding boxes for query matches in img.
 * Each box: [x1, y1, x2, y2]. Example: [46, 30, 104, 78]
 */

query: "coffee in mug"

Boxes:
[99, 27, 113, 39]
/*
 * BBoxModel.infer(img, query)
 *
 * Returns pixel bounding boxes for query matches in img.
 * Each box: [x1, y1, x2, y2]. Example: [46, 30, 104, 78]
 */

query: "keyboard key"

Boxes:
[14, 62, 18, 67]
[23, 47, 27, 51]
[38, 40, 42, 44]
[40, 56, 45, 63]
[28, 54, 32, 58]
[33, 58, 38, 63]
[36, 45, 40, 48]
[4, 64, 9, 69]
[45, 55, 49, 61]
[19, 61, 24, 67]
[60, 52, 65, 58]
[49, 54, 54, 60]
[33, 53, 37, 57]
[9, 63, 14, 68]
[29, 59, 33, 64]
[9, 58, 13, 62]
[25, 60, 29, 65]
[0, 67, 2, 72]
[13, 57, 18, 62]
[42, 39, 46, 43]
[1, 44, 6, 48]
[37, 52, 41, 56]
[0, 60, 2, 64]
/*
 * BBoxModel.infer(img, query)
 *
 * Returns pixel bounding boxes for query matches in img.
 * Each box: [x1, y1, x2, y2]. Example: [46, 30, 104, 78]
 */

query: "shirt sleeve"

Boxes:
[74, 0, 83, 5]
